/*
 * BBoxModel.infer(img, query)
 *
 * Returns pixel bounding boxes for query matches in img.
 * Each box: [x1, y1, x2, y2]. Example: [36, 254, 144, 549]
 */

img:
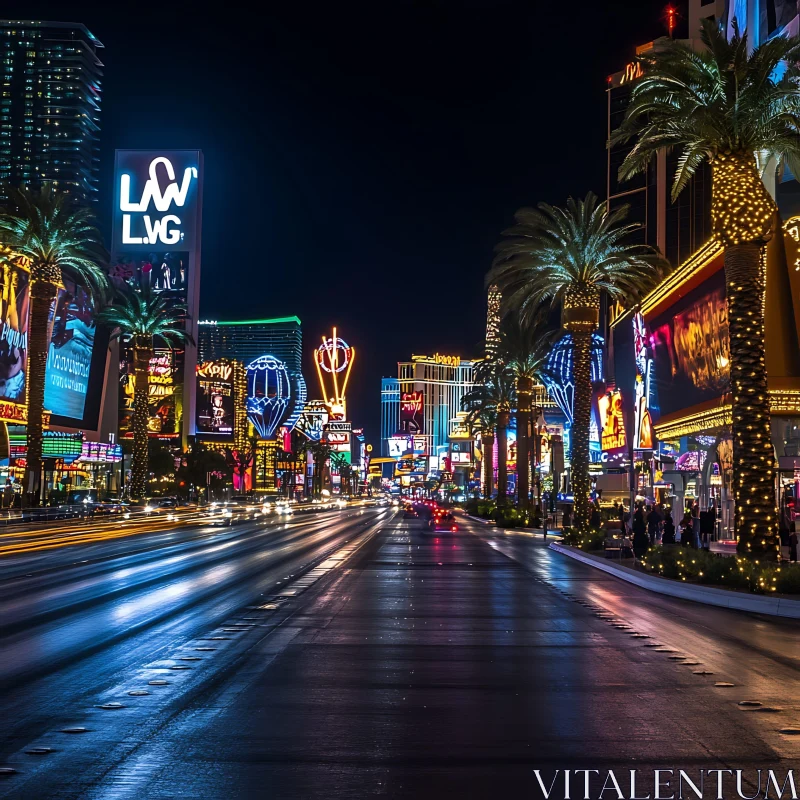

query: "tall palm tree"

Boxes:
[309, 440, 333, 498]
[609, 19, 800, 558]
[489, 193, 663, 532]
[96, 283, 190, 499]
[463, 366, 516, 505]
[491, 313, 555, 512]
[0, 186, 107, 504]
[465, 405, 497, 499]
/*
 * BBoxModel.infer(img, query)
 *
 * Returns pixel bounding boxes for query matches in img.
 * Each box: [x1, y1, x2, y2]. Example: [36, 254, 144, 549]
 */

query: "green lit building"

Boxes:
[0, 20, 103, 204]
[197, 317, 303, 375]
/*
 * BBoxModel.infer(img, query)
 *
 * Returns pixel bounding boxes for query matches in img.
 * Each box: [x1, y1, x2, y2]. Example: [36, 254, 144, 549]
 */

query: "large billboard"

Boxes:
[45, 279, 108, 428]
[195, 361, 234, 435]
[646, 268, 729, 419]
[400, 391, 424, 434]
[0, 264, 29, 407]
[112, 150, 203, 444]
[112, 152, 201, 254]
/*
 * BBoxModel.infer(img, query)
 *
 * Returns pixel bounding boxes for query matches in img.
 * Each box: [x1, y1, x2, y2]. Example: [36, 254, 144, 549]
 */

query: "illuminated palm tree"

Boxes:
[465, 404, 497, 499]
[463, 365, 516, 505]
[610, 19, 800, 558]
[0, 186, 107, 504]
[492, 313, 555, 512]
[96, 283, 189, 499]
[489, 193, 663, 532]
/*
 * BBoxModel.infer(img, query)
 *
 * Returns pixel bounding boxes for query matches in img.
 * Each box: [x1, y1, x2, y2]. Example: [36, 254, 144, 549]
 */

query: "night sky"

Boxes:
[13, 0, 681, 444]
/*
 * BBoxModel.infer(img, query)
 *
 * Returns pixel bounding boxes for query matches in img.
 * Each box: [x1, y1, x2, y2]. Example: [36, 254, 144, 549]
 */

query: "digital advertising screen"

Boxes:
[196, 365, 234, 436]
[109, 252, 189, 295]
[44, 280, 98, 423]
[119, 348, 184, 438]
[400, 391, 424, 434]
[0, 265, 29, 406]
[112, 151, 202, 255]
[647, 268, 729, 418]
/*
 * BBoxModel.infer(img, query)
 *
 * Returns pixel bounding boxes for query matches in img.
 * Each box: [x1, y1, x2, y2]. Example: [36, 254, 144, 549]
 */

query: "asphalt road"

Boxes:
[1, 508, 800, 799]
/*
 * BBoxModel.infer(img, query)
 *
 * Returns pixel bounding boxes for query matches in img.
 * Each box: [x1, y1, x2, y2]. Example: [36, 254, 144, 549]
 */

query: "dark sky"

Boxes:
[14, 0, 682, 444]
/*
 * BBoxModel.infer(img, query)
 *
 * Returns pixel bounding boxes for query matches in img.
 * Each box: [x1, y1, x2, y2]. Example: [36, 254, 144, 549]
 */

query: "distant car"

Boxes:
[92, 500, 123, 515]
[402, 503, 417, 519]
[428, 511, 458, 533]
[205, 502, 247, 526]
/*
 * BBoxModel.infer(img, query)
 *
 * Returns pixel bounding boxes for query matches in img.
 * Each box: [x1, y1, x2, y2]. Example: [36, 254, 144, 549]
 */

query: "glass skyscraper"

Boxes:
[0, 20, 103, 204]
[197, 317, 303, 375]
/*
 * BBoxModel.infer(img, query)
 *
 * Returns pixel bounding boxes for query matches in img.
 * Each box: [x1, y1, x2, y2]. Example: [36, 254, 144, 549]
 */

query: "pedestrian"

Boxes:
[662, 511, 675, 545]
[632, 503, 648, 558]
[647, 504, 660, 546]
[790, 522, 798, 563]
[680, 511, 693, 548]
[562, 507, 571, 530]
[691, 501, 701, 549]
[590, 500, 601, 529]
[612, 500, 620, 521]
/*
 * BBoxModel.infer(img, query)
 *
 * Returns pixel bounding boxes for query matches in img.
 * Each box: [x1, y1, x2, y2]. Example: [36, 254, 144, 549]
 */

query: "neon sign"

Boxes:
[119, 156, 198, 246]
[314, 327, 354, 421]
[196, 361, 232, 381]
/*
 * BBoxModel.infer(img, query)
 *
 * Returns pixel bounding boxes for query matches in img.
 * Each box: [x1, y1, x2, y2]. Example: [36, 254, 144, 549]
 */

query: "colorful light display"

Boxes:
[246, 355, 291, 439]
[314, 327, 354, 420]
[542, 333, 604, 424]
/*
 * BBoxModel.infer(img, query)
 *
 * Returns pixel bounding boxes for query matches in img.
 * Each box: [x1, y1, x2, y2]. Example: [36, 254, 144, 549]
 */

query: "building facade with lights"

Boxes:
[0, 20, 103, 204]
[603, 0, 800, 537]
[198, 317, 303, 376]
[380, 354, 477, 491]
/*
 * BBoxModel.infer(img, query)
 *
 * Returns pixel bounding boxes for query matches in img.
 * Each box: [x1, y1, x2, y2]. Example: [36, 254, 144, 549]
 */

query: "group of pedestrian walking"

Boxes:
[610, 499, 716, 558]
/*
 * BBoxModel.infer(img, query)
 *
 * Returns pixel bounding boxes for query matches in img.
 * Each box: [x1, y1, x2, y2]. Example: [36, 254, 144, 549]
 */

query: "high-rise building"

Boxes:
[0, 20, 103, 204]
[380, 378, 400, 456]
[198, 317, 303, 375]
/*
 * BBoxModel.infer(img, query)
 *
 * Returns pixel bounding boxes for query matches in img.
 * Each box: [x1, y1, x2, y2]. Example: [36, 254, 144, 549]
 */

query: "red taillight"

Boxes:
[451, 526, 457, 531]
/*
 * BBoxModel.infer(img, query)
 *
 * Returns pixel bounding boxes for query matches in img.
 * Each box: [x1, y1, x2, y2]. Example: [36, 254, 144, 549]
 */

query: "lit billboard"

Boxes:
[45, 279, 108, 427]
[0, 263, 29, 407]
[400, 391, 424, 434]
[111, 150, 203, 444]
[112, 152, 201, 254]
[195, 361, 234, 435]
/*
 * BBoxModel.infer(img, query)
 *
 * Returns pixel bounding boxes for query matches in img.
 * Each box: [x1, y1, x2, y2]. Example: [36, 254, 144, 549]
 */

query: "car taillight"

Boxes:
[451, 526, 457, 531]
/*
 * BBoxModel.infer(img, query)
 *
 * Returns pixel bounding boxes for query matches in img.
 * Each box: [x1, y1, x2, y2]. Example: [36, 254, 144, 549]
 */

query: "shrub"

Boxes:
[640, 546, 800, 594]
[561, 527, 605, 551]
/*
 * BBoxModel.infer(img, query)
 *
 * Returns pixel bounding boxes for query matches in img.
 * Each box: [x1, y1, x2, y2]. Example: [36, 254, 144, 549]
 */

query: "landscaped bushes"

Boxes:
[640, 545, 800, 595]
[560, 527, 605, 551]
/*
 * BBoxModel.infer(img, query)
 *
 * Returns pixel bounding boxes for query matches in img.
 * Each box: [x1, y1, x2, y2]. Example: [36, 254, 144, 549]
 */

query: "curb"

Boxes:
[549, 542, 800, 619]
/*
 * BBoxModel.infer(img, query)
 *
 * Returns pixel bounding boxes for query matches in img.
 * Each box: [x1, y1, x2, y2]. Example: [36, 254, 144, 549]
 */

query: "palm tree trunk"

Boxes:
[571, 331, 593, 533]
[24, 280, 58, 506]
[725, 242, 779, 558]
[482, 433, 495, 499]
[497, 410, 509, 506]
[130, 339, 152, 499]
[516, 377, 532, 512]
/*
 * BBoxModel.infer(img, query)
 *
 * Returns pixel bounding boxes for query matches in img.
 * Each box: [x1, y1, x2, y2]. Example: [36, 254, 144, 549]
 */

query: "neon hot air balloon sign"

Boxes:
[246, 355, 292, 439]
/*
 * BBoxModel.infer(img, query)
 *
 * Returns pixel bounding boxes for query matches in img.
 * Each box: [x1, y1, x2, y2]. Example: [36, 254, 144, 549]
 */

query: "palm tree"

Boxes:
[96, 282, 190, 499]
[491, 313, 555, 512]
[463, 366, 516, 505]
[465, 405, 496, 499]
[0, 186, 108, 504]
[609, 20, 800, 557]
[309, 440, 333, 498]
[489, 193, 664, 532]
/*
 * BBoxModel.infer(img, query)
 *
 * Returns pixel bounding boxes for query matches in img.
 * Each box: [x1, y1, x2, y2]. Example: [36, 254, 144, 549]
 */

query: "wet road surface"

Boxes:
[1, 508, 799, 798]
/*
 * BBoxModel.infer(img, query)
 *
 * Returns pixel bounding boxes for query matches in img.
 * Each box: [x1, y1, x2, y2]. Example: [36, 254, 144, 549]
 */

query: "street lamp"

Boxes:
[533, 412, 547, 536]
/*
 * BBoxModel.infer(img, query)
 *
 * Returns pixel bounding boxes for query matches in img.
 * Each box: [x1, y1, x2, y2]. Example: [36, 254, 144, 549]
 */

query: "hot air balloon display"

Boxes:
[246, 355, 291, 439]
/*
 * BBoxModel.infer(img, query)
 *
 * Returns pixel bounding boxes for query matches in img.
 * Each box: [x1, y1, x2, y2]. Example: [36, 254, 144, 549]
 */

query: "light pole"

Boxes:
[535, 412, 547, 538]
